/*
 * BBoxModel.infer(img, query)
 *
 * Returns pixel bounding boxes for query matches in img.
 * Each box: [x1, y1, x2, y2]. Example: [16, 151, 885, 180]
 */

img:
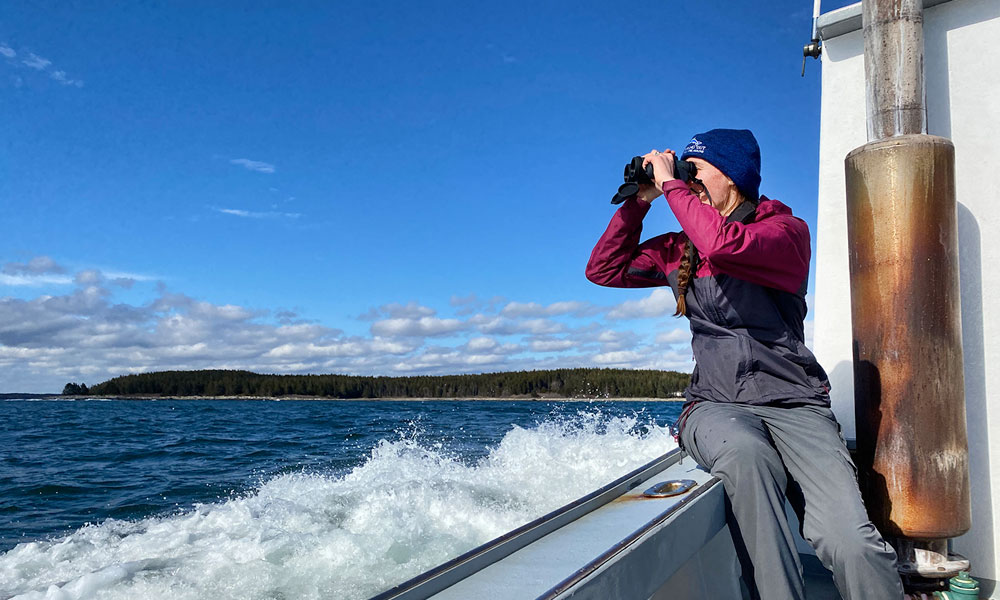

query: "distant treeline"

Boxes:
[67, 368, 691, 399]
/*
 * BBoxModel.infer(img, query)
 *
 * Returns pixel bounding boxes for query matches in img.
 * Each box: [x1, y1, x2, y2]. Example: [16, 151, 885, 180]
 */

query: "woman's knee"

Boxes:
[700, 433, 784, 482]
[682, 404, 783, 481]
[809, 520, 893, 568]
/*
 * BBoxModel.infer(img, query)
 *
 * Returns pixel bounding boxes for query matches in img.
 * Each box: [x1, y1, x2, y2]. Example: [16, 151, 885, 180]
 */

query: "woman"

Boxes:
[585, 129, 903, 600]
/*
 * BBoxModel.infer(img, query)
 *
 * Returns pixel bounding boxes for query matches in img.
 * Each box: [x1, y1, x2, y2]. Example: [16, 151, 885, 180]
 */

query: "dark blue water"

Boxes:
[1, 399, 683, 553]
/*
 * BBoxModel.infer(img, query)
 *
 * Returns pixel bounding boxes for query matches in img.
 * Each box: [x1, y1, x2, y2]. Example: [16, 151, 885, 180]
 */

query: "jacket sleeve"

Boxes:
[585, 196, 685, 288]
[661, 180, 810, 293]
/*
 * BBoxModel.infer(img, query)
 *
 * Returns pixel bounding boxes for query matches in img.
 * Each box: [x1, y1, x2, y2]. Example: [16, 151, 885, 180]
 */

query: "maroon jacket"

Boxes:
[587, 180, 830, 408]
[586, 180, 810, 291]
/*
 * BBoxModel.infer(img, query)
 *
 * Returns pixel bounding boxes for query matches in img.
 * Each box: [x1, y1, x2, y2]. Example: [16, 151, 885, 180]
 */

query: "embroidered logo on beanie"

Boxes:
[684, 138, 706, 155]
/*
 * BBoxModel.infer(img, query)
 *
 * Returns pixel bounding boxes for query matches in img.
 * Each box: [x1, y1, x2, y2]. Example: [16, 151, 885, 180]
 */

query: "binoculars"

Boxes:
[611, 156, 698, 204]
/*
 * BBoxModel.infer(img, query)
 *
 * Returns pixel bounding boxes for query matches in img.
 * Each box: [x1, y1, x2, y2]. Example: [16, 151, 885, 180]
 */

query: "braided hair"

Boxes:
[674, 239, 698, 317]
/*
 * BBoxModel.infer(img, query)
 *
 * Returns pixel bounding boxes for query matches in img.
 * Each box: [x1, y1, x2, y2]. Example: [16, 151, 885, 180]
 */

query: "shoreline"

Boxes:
[9, 395, 686, 402]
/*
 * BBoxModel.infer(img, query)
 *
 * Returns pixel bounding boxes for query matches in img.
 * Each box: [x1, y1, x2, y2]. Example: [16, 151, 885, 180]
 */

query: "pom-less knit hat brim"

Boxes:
[680, 128, 761, 202]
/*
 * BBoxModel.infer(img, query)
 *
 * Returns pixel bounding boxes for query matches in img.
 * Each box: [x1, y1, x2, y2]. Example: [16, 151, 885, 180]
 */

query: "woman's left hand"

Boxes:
[642, 149, 677, 190]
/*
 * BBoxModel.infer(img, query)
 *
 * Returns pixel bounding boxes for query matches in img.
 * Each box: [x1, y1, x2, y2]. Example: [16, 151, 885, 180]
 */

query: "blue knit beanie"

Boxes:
[680, 128, 761, 202]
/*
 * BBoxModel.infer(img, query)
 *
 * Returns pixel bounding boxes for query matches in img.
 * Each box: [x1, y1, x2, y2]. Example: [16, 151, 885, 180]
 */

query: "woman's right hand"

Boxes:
[637, 149, 676, 203]
[636, 183, 662, 204]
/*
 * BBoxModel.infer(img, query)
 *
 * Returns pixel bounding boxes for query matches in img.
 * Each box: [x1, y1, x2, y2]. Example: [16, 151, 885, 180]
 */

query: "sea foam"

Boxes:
[0, 410, 675, 600]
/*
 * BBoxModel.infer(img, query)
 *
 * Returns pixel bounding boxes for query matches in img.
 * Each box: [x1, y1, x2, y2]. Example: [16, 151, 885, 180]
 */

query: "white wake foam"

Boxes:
[0, 410, 675, 600]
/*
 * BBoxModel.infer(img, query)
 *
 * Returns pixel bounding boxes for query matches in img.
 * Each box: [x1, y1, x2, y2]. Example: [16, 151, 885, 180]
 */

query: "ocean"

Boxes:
[0, 398, 683, 600]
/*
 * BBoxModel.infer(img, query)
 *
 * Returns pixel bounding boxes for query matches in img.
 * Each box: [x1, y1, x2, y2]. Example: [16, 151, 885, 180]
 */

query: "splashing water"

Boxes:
[0, 410, 676, 600]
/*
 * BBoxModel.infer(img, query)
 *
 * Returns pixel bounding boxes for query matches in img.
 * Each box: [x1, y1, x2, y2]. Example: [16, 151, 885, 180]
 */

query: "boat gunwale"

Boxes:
[366, 449, 683, 600]
[536, 475, 721, 599]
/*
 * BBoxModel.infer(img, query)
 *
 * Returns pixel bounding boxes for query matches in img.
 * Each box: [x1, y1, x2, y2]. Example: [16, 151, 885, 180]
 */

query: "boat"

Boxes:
[368, 447, 841, 599]
[365, 0, 1000, 597]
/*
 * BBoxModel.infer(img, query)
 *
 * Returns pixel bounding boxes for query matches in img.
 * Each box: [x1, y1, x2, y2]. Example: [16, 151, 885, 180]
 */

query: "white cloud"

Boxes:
[262, 336, 416, 361]
[390, 348, 514, 373]
[464, 336, 497, 352]
[371, 338, 421, 354]
[450, 293, 478, 306]
[596, 329, 642, 351]
[229, 158, 276, 173]
[592, 350, 645, 365]
[473, 315, 564, 336]
[655, 328, 691, 345]
[104, 270, 156, 282]
[360, 301, 436, 321]
[449, 293, 506, 316]
[22, 53, 50, 70]
[218, 208, 251, 217]
[592, 347, 692, 372]
[0, 259, 159, 290]
[606, 288, 676, 319]
[2, 46, 83, 87]
[530, 339, 575, 352]
[75, 269, 102, 285]
[49, 69, 83, 87]
[0, 273, 73, 287]
[1, 260, 703, 391]
[214, 207, 300, 219]
[370, 316, 466, 338]
[500, 300, 600, 318]
[499, 301, 546, 317]
[4, 256, 66, 275]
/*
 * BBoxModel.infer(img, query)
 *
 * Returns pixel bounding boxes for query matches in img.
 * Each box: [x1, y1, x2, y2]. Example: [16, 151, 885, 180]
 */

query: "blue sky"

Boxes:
[1, 1, 856, 392]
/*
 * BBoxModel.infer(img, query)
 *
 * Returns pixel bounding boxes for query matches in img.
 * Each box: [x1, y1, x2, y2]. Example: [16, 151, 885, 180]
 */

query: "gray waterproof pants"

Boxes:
[679, 402, 904, 600]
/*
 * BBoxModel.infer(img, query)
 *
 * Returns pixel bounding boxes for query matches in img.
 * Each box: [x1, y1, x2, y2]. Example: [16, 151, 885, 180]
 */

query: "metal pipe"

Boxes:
[811, 0, 822, 42]
[847, 0, 973, 586]
[802, 0, 822, 76]
[846, 135, 971, 542]
[862, 0, 927, 140]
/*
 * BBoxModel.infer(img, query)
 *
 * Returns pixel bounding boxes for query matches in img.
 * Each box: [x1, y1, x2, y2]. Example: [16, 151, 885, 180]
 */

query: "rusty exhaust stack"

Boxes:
[845, 0, 971, 590]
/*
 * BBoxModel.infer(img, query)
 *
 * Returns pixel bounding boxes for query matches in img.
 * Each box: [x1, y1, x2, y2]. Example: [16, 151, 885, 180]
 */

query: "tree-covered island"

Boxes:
[62, 368, 691, 399]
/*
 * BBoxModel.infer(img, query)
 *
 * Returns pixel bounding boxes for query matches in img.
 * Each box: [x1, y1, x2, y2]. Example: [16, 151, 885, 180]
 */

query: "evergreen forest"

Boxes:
[67, 368, 691, 399]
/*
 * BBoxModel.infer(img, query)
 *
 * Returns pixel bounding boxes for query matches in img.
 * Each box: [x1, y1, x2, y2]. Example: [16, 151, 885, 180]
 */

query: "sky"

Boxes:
[1, 0, 858, 393]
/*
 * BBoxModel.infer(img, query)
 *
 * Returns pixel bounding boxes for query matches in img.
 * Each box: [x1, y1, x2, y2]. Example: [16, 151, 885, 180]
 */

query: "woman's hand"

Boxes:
[636, 183, 662, 204]
[642, 149, 677, 191]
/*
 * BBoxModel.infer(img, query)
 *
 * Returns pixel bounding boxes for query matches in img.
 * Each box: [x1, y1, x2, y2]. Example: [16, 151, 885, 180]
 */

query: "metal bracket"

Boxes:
[802, 41, 822, 76]
[642, 479, 697, 498]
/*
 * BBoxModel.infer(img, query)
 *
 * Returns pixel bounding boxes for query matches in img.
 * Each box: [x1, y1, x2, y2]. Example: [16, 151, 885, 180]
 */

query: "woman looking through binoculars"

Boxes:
[586, 128, 903, 600]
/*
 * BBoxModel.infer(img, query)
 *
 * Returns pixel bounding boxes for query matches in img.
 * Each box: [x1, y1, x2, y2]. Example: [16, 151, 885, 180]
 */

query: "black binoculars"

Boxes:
[611, 155, 698, 204]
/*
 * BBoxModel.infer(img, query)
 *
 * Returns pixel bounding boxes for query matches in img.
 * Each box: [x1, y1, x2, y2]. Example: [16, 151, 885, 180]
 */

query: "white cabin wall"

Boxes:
[814, 0, 1000, 585]
[814, 27, 865, 442]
